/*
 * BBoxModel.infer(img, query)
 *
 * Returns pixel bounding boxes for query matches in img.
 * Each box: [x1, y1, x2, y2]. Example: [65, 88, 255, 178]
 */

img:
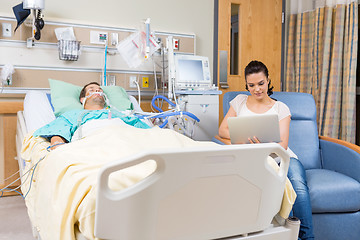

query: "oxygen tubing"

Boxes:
[149, 95, 200, 128]
[147, 111, 200, 122]
[151, 95, 176, 112]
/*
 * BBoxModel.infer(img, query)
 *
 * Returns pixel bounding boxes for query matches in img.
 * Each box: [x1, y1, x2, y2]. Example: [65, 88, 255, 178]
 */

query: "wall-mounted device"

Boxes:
[23, 0, 45, 41]
[174, 54, 212, 90]
[23, 0, 44, 9]
[90, 31, 108, 45]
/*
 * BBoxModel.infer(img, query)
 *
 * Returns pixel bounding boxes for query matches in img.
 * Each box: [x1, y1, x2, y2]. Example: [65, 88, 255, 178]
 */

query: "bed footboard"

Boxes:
[95, 143, 293, 240]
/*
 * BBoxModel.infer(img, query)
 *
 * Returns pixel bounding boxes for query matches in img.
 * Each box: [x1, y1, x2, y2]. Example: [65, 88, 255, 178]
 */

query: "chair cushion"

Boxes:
[312, 211, 360, 240]
[306, 169, 360, 213]
[271, 92, 316, 121]
[273, 92, 321, 169]
[289, 120, 321, 169]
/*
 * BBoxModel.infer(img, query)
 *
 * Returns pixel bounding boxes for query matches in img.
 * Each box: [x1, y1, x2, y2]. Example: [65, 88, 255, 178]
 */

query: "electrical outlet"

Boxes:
[27, 38, 34, 48]
[4, 75, 12, 85]
[90, 31, 108, 45]
[111, 33, 118, 46]
[2, 23, 12, 38]
[108, 75, 116, 86]
[129, 76, 137, 88]
[142, 76, 149, 88]
[173, 38, 179, 50]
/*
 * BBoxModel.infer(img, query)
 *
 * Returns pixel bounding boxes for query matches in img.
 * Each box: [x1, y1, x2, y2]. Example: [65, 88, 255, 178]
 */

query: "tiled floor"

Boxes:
[0, 195, 34, 240]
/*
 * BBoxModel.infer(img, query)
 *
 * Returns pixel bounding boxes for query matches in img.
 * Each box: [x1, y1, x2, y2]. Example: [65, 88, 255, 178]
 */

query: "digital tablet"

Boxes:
[227, 114, 281, 144]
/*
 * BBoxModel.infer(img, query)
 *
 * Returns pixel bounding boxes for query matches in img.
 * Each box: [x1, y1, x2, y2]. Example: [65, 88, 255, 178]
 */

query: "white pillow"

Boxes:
[23, 91, 143, 132]
[128, 95, 143, 112]
[23, 91, 56, 132]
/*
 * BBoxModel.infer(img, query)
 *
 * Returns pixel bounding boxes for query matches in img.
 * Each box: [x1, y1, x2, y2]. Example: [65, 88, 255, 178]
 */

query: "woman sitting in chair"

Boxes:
[218, 60, 314, 240]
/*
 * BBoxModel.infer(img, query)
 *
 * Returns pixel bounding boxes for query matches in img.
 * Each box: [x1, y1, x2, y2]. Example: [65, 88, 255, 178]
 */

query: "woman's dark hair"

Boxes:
[244, 60, 274, 96]
[79, 82, 100, 101]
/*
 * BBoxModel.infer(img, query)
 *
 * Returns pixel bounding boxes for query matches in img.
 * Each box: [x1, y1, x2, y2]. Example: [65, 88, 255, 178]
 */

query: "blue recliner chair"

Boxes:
[214, 91, 360, 240]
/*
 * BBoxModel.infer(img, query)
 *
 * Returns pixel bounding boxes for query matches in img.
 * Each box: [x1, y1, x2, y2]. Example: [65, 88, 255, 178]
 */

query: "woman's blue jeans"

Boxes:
[287, 157, 315, 240]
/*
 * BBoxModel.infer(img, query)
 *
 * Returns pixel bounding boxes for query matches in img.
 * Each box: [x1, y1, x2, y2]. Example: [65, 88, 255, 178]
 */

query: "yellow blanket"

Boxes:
[21, 123, 295, 240]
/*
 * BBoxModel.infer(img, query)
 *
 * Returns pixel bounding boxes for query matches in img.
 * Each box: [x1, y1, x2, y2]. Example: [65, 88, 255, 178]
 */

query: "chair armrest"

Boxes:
[320, 136, 360, 153]
[213, 135, 231, 145]
[319, 136, 360, 182]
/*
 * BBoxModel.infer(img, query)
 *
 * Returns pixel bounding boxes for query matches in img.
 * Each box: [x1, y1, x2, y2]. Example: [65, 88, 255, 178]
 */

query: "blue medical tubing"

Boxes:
[146, 22, 150, 49]
[147, 95, 200, 128]
[151, 95, 176, 112]
[23, 160, 38, 199]
[159, 119, 168, 128]
[145, 111, 200, 128]
[104, 45, 108, 86]
[148, 111, 200, 122]
[0, 188, 24, 199]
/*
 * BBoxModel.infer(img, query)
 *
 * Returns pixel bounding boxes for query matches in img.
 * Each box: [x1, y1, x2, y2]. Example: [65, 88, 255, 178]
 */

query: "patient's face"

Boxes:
[84, 84, 105, 106]
[246, 72, 269, 100]
[85, 84, 103, 96]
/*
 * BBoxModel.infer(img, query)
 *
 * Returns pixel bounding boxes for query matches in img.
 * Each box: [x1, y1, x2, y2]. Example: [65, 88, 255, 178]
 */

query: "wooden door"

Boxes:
[217, 0, 283, 121]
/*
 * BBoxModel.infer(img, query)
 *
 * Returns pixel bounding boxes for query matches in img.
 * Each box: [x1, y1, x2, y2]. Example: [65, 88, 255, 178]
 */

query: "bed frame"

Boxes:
[95, 144, 300, 240]
[15, 93, 300, 240]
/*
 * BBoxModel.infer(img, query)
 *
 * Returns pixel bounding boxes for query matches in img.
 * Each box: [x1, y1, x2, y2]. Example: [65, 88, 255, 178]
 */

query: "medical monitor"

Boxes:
[174, 54, 212, 90]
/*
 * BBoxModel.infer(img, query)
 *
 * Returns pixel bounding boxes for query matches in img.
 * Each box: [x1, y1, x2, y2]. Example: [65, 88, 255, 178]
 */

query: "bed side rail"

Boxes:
[95, 143, 291, 240]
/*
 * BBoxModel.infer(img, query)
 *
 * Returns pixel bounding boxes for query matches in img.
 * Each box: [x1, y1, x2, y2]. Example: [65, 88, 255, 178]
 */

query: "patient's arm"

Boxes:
[50, 135, 66, 150]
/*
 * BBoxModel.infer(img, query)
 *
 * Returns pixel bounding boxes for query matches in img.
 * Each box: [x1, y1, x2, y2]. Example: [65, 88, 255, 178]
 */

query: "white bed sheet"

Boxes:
[21, 120, 218, 240]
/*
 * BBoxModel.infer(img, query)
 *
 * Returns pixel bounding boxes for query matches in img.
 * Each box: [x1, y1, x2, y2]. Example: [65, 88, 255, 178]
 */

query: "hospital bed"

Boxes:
[15, 89, 300, 240]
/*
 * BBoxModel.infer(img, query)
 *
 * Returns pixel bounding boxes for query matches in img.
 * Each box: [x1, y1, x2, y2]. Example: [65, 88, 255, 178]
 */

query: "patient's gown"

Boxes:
[33, 109, 150, 142]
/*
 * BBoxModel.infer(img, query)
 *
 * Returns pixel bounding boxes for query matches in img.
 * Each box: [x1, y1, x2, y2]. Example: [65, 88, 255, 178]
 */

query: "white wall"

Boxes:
[1, 0, 214, 63]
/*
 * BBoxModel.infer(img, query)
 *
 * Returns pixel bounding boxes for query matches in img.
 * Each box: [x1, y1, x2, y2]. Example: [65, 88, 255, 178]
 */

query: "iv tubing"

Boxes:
[103, 45, 108, 86]
[145, 19, 150, 50]
[147, 111, 200, 123]
[159, 119, 168, 128]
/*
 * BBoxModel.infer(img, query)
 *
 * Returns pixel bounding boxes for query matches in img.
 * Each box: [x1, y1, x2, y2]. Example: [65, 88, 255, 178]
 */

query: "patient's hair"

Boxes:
[79, 82, 101, 102]
[244, 60, 274, 96]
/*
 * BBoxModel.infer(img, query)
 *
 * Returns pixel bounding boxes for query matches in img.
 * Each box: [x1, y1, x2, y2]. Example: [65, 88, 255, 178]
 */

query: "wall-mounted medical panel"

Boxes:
[3, 67, 160, 95]
[0, 17, 195, 51]
[0, 16, 196, 93]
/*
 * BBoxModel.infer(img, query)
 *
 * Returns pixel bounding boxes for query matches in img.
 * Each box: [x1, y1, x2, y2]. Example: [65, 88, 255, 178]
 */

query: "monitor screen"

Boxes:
[174, 55, 211, 90]
[177, 59, 204, 82]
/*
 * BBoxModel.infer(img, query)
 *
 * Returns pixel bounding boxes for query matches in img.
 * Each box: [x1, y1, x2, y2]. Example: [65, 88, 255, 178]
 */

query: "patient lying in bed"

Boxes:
[33, 82, 149, 150]
[21, 82, 296, 240]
